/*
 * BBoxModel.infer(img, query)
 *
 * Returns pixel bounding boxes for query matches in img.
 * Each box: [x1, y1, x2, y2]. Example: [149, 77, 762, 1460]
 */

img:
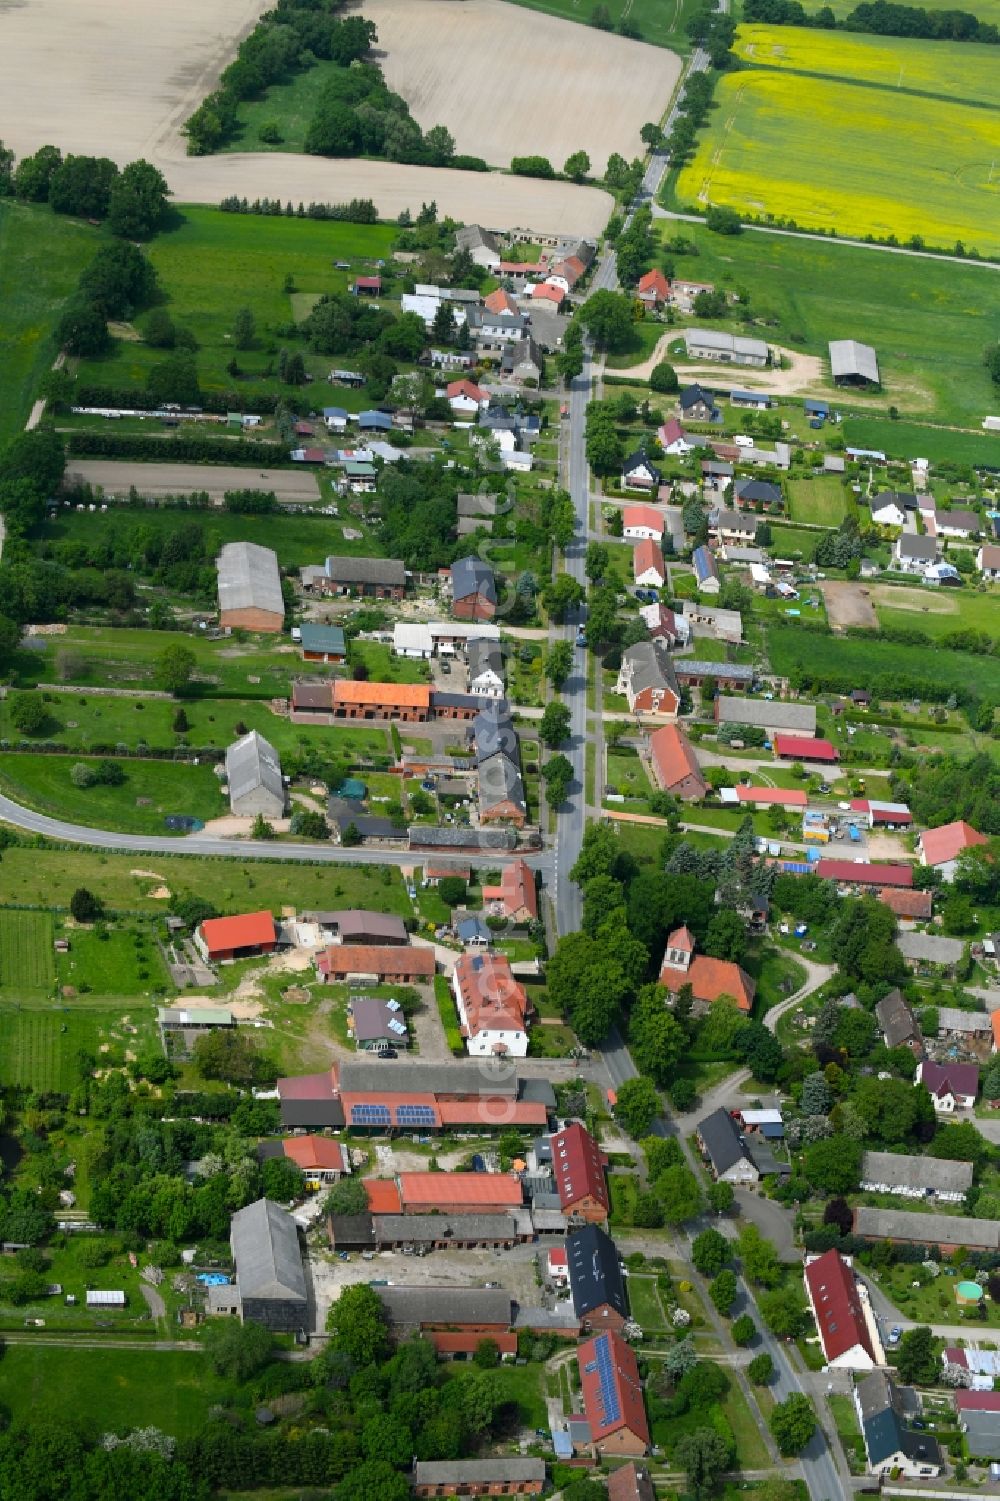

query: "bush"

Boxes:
[649, 360, 679, 394]
[510, 155, 555, 178]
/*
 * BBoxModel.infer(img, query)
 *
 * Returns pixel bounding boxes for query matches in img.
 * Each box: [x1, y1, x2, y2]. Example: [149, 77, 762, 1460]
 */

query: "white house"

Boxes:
[447, 379, 488, 416]
[394, 622, 434, 659]
[452, 952, 529, 1058]
[869, 491, 915, 527]
[658, 418, 695, 456]
[916, 1059, 979, 1113]
[977, 544, 1000, 579]
[323, 407, 349, 432]
[933, 508, 979, 539]
[633, 538, 666, 589]
[621, 451, 663, 492]
[622, 504, 665, 542]
[894, 534, 938, 574]
[466, 638, 505, 698]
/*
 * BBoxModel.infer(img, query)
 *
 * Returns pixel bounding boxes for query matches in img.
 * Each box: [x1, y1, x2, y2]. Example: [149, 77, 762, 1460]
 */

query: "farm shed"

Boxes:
[225, 730, 285, 819]
[685, 329, 769, 367]
[829, 339, 880, 387]
[217, 542, 284, 633]
[860, 1151, 972, 1202]
[230, 1197, 307, 1331]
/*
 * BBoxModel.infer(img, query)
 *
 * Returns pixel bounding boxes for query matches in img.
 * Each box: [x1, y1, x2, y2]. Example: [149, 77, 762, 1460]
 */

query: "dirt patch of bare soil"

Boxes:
[820, 580, 878, 631]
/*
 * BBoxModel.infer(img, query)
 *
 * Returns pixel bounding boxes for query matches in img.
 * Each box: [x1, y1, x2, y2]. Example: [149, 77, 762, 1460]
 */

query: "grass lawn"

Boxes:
[768, 525, 822, 562]
[651, 220, 1000, 430]
[606, 749, 654, 803]
[0, 752, 226, 835]
[0, 1005, 156, 1092]
[0, 910, 55, 991]
[722, 1384, 772, 1470]
[434, 973, 465, 1055]
[843, 415, 1000, 466]
[446, 1360, 547, 1429]
[0, 845, 410, 917]
[502, 0, 702, 49]
[0, 201, 98, 441]
[675, 26, 1000, 256]
[74, 206, 397, 400]
[604, 319, 671, 369]
[872, 583, 1000, 639]
[528, 1021, 578, 1058]
[225, 63, 341, 154]
[628, 1274, 668, 1332]
[787, 476, 847, 527]
[0, 1346, 230, 1437]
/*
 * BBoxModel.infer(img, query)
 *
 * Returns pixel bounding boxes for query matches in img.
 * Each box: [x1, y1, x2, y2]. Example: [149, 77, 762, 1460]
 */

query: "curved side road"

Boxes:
[0, 791, 553, 875]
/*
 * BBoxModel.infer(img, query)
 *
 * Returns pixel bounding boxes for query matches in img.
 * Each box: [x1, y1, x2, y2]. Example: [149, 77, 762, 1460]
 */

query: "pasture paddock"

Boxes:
[0, 911, 55, 992]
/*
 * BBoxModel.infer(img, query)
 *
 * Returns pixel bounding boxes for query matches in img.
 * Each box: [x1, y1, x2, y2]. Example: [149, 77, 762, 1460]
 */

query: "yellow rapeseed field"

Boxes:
[676, 27, 1000, 254]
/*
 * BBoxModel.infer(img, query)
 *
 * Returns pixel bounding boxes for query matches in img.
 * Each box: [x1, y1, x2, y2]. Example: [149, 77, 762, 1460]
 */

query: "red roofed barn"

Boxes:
[577, 1330, 650, 1455]
[552, 1121, 610, 1222]
[773, 734, 839, 764]
[196, 910, 278, 963]
[803, 1249, 884, 1369]
[398, 1171, 523, 1215]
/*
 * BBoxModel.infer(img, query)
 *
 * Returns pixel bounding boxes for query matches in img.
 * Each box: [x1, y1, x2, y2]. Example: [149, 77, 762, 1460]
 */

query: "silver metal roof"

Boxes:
[829, 339, 880, 383]
[226, 730, 283, 805]
[231, 1197, 307, 1303]
[217, 541, 283, 618]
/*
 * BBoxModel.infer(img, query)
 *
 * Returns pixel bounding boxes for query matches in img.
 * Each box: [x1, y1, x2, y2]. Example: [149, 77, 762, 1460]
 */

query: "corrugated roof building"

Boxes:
[230, 1198, 307, 1331]
[217, 542, 284, 632]
[225, 730, 285, 818]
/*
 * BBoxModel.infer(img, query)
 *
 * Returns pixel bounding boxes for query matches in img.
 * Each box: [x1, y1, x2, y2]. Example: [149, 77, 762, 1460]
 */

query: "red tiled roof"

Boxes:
[332, 680, 431, 709]
[282, 1136, 347, 1172]
[482, 858, 537, 919]
[398, 1172, 523, 1209]
[426, 864, 471, 881]
[993, 1011, 1000, 1053]
[804, 1250, 877, 1365]
[667, 925, 695, 952]
[736, 786, 808, 807]
[355, 275, 381, 290]
[878, 888, 932, 919]
[484, 288, 518, 315]
[637, 269, 669, 299]
[430, 1330, 518, 1357]
[816, 860, 913, 888]
[199, 910, 277, 956]
[659, 419, 685, 446]
[552, 1121, 609, 1216]
[531, 282, 566, 304]
[278, 1068, 336, 1101]
[633, 537, 665, 582]
[318, 945, 436, 979]
[774, 734, 839, 762]
[578, 1331, 650, 1446]
[364, 1179, 403, 1214]
[920, 820, 988, 867]
[453, 952, 529, 1044]
[607, 1462, 656, 1501]
[660, 954, 756, 1012]
[435, 1098, 548, 1127]
[447, 378, 487, 403]
[622, 504, 664, 534]
[649, 724, 705, 796]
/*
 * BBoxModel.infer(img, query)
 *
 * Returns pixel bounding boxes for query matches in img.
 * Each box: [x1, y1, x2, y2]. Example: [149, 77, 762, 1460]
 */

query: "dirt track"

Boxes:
[370, 0, 680, 175]
[0, 0, 615, 235]
[62, 460, 322, 502]
[613, 328, 827, 393]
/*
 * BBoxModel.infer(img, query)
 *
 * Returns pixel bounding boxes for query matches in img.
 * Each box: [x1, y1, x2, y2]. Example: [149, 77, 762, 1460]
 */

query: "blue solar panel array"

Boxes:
[594, 1335, 621, 1426]
[351, 1103, 391, 1125]
[396, 1105, 436, 1125]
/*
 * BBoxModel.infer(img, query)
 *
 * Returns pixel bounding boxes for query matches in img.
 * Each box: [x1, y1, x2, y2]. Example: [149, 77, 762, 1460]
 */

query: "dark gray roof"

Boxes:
[217, 542, 283, 618]
[471, 702, 518, 763]
[874, 988, 921, 1048]
[327, 1214, 375, 1246]
[479, 751, 526, 816]
[623, 450, 663, 483]
[324, 556, 406, 586]
[414, 1461, 545, 1485]
[697, 1107, 753, 1176]
[352, 996, 408, 1043]
[467, 637, 504, 678]
[860, 1151, 973, 1195]
[856, 1370, 941, 1469]
[714, 507, 757, 533]
[897, 534, 937, 561]
[451, 556, 496, 605]
[959, 1408, 1000, 1460]
[225, 730, 283, 805]
[680, 383, 718, 412]
[734, 479, 782, 504]
[408, 825, 517, 851]
[854, 1206, 999, 1249]
[339, 1057, 517, 1097]
[716, 697, 816, 733]
[376, 1286, 513, 1326]
[374, 1213, 516, 1243]
[873, 490, 917, 511]
[231, 1198, 307, 1304]
[430, 690, 481, 712]
[621, 641, 679, 700]
[457, 493, 499, 519]
[681, 659, 754, 682]
[521, 1077, 557, 1108]
[567, 1224, 627, 1320]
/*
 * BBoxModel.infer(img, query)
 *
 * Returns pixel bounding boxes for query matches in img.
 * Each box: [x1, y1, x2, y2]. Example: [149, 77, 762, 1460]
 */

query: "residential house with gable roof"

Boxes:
[695, 1106, 759, 1184]
[648, 724, 706, 800]
[577, 1330, 650, 1456]
[451, 557, 497, 621]
[617, 642, 680, 717]
[874, 988, 923, 1054]
[481, 859, 537, 923]
[803, 1249, 885, 1369]
[551, 1121, 609, 1223]
[566, 1224, 628, 1331]
[918, 820, 988, 881]
[452, 951, 529, 1057]
[855, 1370, 942, 1478]
[916, 1059, 979, 1112]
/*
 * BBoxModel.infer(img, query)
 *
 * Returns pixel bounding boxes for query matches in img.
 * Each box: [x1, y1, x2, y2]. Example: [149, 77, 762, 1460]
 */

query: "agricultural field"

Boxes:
[74, 207, 397, 399]
[502, 0, 703, 49]
[653, 220, 1000, 427]
[674, 26, 1000, 255]
[0, 911, 56, 992]
[0, 752, 226, 835]
[786, 476, 848, 526]
[766, 621, 1000, 701]
[0, 202, 98, 441]
[0, 846, 411, 916]
[61, 461, 323, 505]
[821, 0, 1000, 16]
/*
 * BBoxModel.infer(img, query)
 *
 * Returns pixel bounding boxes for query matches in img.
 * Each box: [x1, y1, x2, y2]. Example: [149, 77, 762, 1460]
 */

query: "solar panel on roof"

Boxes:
[386, 999, 401, 1012]
[396, 1104, 436, 1125]
[351, 1103, 391, 1124]
[595, 1334, 621, 1425]
[387, 1019, 407, 1036]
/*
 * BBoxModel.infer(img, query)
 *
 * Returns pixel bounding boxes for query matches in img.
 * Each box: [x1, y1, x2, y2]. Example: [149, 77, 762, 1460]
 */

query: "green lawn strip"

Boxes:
[767, 525, 822, 563]
[0, 910, 55, 989]
[652, 217, 1000, 429]
[502, 0, 700, 48]
[0, 1006, 151, 1092]
[627, 1274, 668, 1332]
[827, 1392, 866, 1471]
[0, 752, 226, 835]
[0, 1346, 231, 1437]
[56, 923, 169, 999]
[527, 1021, 577, 1058]
[74, 207, 397, 399]
[434, 973, 465, 1055]
[721, 1384, 772, 1470]
[0, 201, 99, 442]
[0, 846, 411, 916]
